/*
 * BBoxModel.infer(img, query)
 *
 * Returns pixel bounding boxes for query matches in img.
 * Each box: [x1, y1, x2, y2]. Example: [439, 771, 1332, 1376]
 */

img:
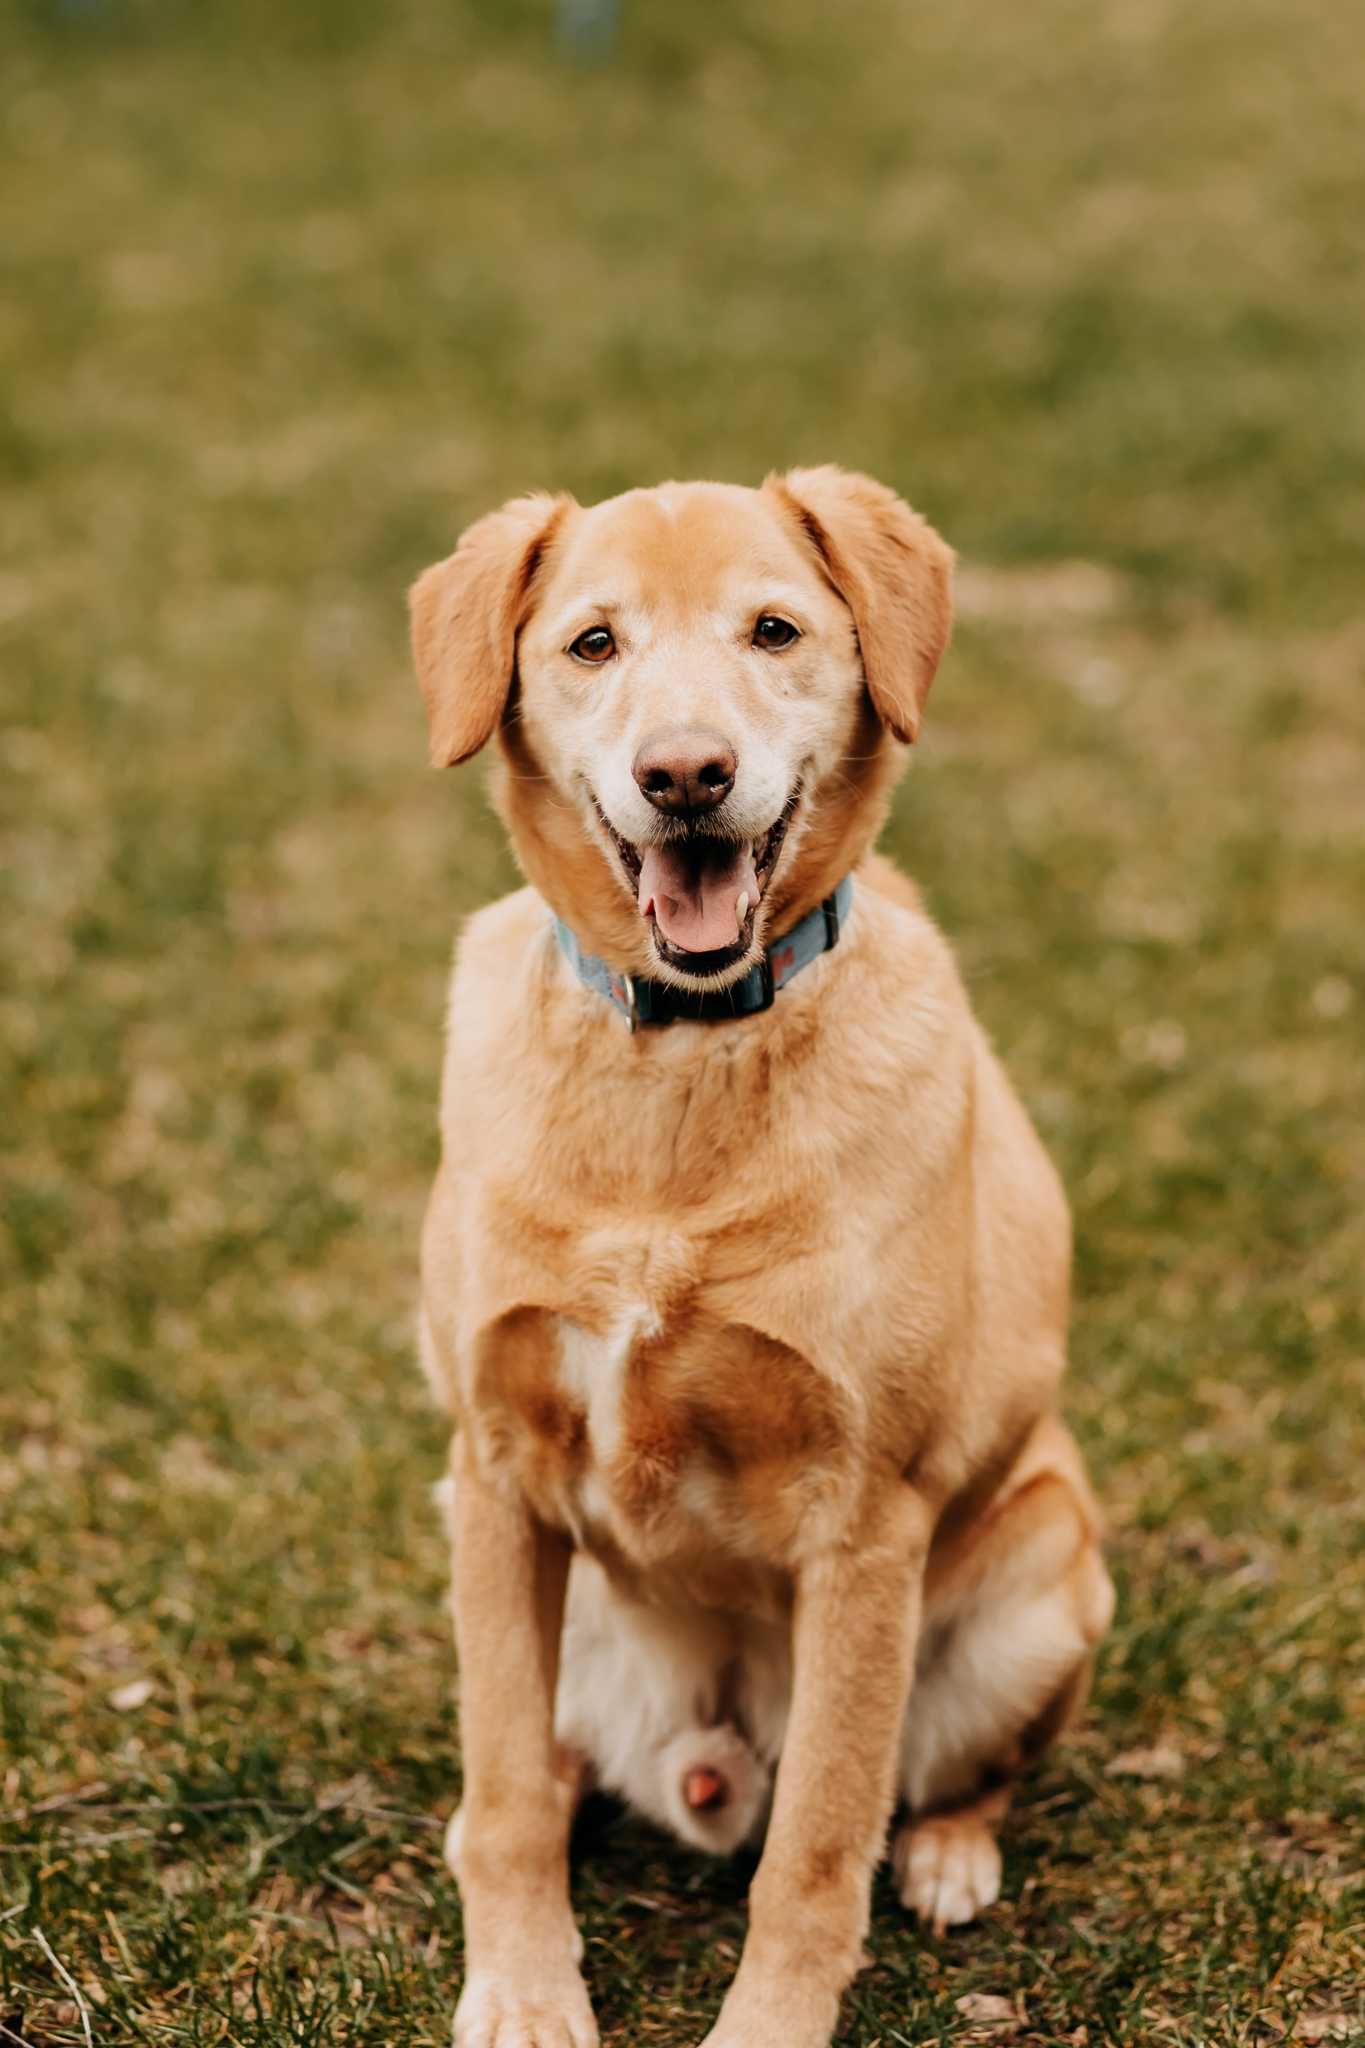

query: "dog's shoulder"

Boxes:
[439, 886, 553, 1089]
[858, 850, 928, 921]
[843, 854, 975, 1065]
[444, 886, 549, 1021]
[453, 885, 548, 976]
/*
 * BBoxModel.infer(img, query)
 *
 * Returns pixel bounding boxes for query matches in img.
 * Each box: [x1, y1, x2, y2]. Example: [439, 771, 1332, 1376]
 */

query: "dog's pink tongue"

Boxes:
[638, 841, 758, 953]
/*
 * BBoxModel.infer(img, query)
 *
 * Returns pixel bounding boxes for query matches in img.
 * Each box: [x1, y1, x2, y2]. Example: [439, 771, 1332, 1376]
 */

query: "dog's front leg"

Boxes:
[448, 1435, 596, 2048]
[701, 1488, 930, 2048]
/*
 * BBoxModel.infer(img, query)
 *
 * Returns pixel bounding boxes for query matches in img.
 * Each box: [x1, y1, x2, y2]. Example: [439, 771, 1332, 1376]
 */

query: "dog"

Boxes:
[410, 467, 1114, 2048]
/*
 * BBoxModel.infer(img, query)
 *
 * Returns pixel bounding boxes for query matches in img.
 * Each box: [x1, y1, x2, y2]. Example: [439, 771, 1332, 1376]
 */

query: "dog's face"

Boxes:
[515, 484, 851, 983]
[411, 468, 953, 989]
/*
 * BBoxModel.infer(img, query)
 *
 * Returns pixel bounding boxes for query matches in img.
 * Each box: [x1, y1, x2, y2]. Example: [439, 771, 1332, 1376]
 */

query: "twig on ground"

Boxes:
[32, 1924, 96, 2048]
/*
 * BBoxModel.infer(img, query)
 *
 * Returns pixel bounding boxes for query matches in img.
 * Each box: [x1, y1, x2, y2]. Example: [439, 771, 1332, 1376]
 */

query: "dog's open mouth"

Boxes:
[596, 789, 800, 977]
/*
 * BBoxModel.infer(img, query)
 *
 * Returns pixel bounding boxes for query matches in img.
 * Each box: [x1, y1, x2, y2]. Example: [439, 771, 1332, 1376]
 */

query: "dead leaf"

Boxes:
[107, 1677, 154, 1713]
[955, 1991, 1024, 2032]
[1294, 2016, 1357, 2043]
[1106, 1742, 1184, 1780]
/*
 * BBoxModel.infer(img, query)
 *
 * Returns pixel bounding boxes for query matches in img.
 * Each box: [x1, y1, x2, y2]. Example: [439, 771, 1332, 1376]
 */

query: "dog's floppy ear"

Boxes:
[768, 466, 954, 744]
[409, 491, 573, 768]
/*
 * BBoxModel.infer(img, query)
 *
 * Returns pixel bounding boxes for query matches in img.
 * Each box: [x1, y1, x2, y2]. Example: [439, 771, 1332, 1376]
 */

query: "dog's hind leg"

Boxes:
[892, 1423, 1113, 1930]
[891, 1782, 1013, 1933]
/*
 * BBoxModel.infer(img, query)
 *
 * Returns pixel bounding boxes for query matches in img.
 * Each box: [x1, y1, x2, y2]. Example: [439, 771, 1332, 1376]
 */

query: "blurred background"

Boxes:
[2, 2, 1362, 2042]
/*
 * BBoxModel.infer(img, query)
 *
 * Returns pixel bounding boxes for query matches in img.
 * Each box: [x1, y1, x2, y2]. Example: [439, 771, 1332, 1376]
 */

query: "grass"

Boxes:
[1, 0, 1362, 2041]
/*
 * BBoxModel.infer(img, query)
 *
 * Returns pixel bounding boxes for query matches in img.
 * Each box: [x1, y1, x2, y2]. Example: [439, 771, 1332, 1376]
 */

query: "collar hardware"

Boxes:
[554, 874, 854, 1030]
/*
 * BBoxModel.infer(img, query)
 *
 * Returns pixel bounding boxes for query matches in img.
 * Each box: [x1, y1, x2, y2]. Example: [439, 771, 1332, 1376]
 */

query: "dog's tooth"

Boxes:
[736, 892, 750, 926]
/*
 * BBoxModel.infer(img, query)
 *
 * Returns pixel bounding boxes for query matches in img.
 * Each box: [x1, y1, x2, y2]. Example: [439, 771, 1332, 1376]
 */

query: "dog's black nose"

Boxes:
[633, 727, 737, 815]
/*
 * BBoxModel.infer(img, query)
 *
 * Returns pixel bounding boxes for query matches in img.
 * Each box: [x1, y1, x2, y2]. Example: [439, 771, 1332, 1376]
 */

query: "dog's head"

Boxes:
[410, 467, 953, 990]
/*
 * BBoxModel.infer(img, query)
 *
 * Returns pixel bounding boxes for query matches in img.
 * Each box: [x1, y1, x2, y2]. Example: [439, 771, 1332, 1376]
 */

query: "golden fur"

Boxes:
[410, 468, 1113, 2048]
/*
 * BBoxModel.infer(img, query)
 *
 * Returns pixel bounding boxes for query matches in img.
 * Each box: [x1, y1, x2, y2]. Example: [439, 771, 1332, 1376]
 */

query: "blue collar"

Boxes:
[554, 874, 854, 1030]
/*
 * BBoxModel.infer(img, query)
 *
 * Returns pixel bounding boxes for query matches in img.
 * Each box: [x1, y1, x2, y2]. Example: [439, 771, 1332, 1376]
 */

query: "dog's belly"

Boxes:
[467, 1300, 851, 1588]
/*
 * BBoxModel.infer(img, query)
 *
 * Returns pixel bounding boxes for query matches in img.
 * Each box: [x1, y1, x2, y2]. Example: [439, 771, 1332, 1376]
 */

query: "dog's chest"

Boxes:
[553, 1302, 655, 1526]
[469, 1288, 849, 1572]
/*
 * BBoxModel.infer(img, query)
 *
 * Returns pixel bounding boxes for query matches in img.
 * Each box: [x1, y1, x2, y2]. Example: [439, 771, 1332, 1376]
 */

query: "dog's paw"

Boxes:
[695, 1971, 841, 2048]
[454, 1970, 598, 2048]
[891, 1811, 1002, 1932]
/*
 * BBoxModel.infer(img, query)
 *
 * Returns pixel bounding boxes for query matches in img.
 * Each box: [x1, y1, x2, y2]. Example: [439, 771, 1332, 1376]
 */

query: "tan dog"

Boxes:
[411, 468, 1113, 2048]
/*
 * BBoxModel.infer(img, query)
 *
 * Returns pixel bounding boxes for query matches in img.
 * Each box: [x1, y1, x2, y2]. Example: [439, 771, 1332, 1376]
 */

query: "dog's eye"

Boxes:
[752, 615, 800, 651]
[569, 626, 616, 665]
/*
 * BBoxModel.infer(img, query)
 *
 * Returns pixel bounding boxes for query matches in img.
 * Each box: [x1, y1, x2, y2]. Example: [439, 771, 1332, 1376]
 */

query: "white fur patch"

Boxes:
[554, 1558, 784, 1856]
[554, 1302, 660, 1538]
[555, 1302, 658, 1469]
[901, 1584, 1087, 1811]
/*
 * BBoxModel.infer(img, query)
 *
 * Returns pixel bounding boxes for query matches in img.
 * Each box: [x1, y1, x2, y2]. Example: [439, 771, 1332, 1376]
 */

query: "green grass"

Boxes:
[2, 0, 1362, 2041]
